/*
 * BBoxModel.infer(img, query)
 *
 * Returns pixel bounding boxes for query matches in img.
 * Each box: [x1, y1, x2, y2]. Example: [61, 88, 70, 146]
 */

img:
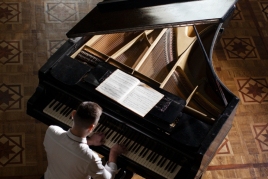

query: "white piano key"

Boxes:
[167, 165, 181, 179]
[158, 159, 171, 177]
[137, 149, 152, 166]
[132, 145, 145, 161]
[143, 150, 155, 167]
[43, 99, 55, 113]
[54, 105, 66, 119]
[105, 132, 117, 147]
[149, 155, 162, 172]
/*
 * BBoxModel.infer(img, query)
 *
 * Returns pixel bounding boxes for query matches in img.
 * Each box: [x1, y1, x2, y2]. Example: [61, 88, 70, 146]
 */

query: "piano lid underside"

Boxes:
[66, 0, 238, 37]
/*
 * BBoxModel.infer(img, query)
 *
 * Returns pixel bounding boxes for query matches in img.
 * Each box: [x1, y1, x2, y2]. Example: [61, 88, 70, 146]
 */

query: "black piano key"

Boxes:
[123, 130, 134, 147]
[157, 147, 167, 166]
[117, 127, 128, 143]
[144, 150, 153, 161]
[114, 125, 125, 142]
[55, 103, 64, 112]
[147, 150, 156, 162]
[139, 138, 150, 156]
[94, 124, 103, 132]
[166, 152, 177, 171]
[131, 140, 141, 152]
[53, 101, 61, 110]
[106, 127, 115, 139]
[119, 130, 129, 145]
[169, 162, 177, 173]
[98, 122, 107, 132]
[142, 146, 151, 158]
[113, 133, 122, 143]
[112, 124, 124, 142]
[106, 123, 117, 141]
[97, 124, 105, 132]
[148, 144, 160, 162]
[152, 145, 164, 164]
[160, 158, 168, 168]
[60, 105, 68, 114]
[146, 142, 157, 160]
[64, 107, 73, 117]
[111, 129, 121, 142]
[170, 162, 178, 173]
[133, 140, 143, 153]
[165, 160, 173, 171]
[100, 124, 108, 133]
[149, 151, 157, 163]
[128, 134, 140, 151]
[62, 106, 71, 116]
[157, 156, 164, 166]
[49, 99, 57, 108]
[134, 138, 144, 154]
[144, 148, 153, 160]
[103, 126, 112, 136]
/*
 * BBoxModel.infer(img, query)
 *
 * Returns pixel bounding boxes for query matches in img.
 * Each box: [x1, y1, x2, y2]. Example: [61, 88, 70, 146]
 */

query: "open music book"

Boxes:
[96, 69, 164, 117]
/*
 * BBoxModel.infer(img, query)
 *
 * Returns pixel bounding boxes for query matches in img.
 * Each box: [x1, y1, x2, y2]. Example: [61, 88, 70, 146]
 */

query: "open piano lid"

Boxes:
[66, 0, 238, 38]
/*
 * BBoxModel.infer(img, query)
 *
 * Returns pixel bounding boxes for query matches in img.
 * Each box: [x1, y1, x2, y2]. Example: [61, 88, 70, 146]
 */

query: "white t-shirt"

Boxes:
[43, 125, 117, 179]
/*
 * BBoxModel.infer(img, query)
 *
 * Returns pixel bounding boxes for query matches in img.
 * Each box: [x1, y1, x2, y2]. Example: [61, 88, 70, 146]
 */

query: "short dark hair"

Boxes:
[74, 101, 102, 127]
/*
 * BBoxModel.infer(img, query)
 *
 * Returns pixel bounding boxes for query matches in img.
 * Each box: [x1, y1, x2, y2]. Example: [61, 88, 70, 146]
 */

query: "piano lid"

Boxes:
[66, 0, 238, 38]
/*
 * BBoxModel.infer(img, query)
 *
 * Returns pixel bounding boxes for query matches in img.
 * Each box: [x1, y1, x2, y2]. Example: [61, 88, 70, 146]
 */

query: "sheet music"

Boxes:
[121, 83, 164, 116]
[96, 69, 164, 117]
[96, 69, 140, 101]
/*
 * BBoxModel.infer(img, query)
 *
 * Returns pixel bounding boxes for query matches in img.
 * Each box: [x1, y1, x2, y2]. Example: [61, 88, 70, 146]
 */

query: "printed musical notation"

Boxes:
[96, 69, 164, 117]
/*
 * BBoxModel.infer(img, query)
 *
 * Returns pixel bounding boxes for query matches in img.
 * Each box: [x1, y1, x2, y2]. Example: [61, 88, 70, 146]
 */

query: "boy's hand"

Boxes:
[87, 132, 106, 146]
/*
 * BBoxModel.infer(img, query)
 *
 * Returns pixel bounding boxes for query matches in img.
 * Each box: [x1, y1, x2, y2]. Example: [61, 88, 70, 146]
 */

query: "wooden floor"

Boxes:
[0, 0, 268, 178]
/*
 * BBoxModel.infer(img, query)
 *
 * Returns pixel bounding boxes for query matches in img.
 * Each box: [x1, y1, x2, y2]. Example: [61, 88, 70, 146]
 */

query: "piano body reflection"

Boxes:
[27, 0, 239, 178]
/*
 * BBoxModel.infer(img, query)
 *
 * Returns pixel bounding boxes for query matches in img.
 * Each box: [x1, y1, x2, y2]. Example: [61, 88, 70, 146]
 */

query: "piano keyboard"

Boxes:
[43, 99, 73, 127]
[43, 100, 181, 179]
[94, 122, 182, 179]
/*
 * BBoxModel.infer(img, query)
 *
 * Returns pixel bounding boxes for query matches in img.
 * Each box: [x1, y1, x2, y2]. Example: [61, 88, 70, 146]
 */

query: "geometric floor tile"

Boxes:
[0, 133, 25, 167]
[235, 77, 268, 104]
[44, 1, 78, 23]
[0, 2, 21, 24]
[251, 123, 268, 153]
[0, 83, 23, 111]
[0, 40, 22, 65]
[221, 36, 260, 60]
[231, 3, 243, 21]
[259, 2, 268, 21]
[47, 39, 66, 57]
[215, 137, 233, 156]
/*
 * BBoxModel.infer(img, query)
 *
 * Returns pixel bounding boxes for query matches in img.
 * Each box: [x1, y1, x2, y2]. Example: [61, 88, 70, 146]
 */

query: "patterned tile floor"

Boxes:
[0, 0, 268, 178]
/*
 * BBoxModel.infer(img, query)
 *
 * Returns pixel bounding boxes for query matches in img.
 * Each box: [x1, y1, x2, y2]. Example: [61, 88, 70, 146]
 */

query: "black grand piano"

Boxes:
[27, 0, 239, 178]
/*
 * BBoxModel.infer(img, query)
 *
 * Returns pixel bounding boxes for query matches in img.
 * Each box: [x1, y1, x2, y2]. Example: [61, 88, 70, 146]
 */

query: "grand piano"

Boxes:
[27, 0, 239, 178]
